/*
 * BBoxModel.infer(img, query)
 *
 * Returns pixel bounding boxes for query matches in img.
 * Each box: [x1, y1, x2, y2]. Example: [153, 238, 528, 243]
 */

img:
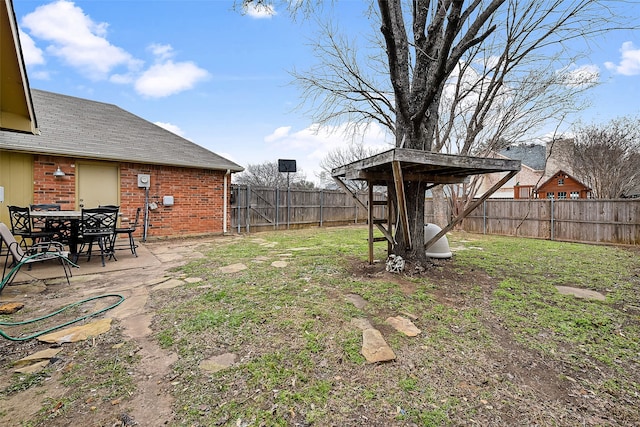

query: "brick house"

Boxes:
[0, 89, 243, 239]
[536, 170, 592, 199]
[478, 144, 545, 198]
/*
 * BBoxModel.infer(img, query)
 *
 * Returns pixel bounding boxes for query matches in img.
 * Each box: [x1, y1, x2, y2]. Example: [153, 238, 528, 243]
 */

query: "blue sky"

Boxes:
[12, 1, 640, 184]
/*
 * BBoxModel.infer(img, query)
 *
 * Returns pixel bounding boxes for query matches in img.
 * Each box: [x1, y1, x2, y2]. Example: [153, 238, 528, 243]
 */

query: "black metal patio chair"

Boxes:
[111, 207, 141, 257]
[8, 205, 55, 252]
[0, 223, 77, 292]
[30, 203, 66, 242]
[77, 207, 119, 266]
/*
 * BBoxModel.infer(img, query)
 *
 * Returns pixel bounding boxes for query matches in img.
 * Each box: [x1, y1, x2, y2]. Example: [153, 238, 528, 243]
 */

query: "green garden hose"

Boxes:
[0, 293, 125, 341]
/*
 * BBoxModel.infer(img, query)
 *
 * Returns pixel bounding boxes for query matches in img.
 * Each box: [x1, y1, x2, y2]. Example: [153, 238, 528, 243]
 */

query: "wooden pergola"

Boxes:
[331, 148, 521, 263]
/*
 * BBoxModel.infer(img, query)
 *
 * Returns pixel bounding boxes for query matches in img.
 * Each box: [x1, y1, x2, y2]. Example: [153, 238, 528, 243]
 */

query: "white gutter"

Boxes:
[223, 169, 231, 233]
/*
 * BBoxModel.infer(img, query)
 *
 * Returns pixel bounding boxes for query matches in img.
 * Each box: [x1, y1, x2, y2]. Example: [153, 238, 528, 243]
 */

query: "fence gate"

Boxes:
[230, 184, 381, 232]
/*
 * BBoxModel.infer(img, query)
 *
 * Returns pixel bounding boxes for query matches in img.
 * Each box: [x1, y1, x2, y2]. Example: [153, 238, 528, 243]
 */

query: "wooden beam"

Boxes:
[392, 148, 521, 172]
[424, 170, 519, 251]
[332, 148, 521, 181]
[333, 176, 394, 243]
[368, 183, 374, 264]
[333, 176, 368, 211]
[347, 170, 469, 184]
[392, 160, 412, 250]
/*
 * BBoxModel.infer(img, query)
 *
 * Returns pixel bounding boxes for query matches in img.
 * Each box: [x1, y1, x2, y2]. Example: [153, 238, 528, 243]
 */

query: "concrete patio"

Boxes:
[4, 240, 163, 285]
[0, 234, 226, 425]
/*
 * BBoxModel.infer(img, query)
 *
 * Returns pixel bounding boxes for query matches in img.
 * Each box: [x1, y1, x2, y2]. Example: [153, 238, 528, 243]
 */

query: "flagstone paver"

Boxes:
[385, 316, 422, 337]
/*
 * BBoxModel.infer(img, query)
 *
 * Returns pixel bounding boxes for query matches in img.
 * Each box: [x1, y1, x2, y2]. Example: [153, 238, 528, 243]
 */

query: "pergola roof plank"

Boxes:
[332, 148, 521, 182]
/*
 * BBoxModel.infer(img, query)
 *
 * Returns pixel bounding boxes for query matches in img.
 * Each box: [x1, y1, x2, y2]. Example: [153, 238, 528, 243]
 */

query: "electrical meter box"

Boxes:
[137, 174, 150, 188]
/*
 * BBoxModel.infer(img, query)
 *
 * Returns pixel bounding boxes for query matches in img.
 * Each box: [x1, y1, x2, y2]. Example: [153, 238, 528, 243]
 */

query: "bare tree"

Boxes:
[233, 161, 316, 189]
[319, 141, 389, 190]
[246, 0, 631, 263]
[573, 116, 640, 199]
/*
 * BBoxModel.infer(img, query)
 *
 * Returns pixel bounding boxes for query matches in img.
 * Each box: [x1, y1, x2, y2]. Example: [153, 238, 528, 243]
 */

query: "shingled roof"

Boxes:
[499, 144, 546, 171]
[0, 89, 243, 172]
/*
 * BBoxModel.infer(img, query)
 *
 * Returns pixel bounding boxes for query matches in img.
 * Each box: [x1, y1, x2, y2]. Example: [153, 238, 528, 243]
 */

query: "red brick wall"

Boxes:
[33, 155, 232, 238]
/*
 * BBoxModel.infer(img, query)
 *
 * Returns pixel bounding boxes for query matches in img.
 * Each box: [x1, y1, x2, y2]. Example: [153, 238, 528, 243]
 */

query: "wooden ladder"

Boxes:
[367, 183, 394, 263]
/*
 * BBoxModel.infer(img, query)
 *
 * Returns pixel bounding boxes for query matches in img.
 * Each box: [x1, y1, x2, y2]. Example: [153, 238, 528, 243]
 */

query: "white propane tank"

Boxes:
[424, 223, 452, 259]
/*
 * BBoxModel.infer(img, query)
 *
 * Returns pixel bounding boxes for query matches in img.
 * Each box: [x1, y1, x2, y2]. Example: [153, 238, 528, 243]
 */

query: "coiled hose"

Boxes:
[0, 293, 125, 341]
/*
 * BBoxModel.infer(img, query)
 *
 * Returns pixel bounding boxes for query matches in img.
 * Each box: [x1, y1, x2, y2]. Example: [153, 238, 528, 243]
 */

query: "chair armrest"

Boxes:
[31, 241, 66, 253]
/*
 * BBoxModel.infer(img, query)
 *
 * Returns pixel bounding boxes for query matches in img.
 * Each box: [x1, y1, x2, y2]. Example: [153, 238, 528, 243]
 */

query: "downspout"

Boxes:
[223, 169, 230, 234]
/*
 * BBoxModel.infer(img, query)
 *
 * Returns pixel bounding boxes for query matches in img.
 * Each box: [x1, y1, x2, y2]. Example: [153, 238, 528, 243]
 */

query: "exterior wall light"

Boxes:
[53, 166, 66, 177]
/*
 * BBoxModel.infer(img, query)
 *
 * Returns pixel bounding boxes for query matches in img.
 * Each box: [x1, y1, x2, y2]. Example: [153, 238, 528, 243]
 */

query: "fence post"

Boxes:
[483, 200, 487, 235]
[245, 185, 251, 233]
[355, 194, 358, 224]
[320, 190, 324, 227]
[275, 188, 279, 230]
[550, 198, 554, 241]
[236, 186, 241, 234]
[287, 187, 291, 229]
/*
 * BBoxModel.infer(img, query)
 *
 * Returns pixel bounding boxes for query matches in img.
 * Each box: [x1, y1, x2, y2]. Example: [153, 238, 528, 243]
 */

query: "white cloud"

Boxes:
[605, 41, 640, 76]
[31, 70, 51, 80]
[244, 3, 277, 19]
[155, 122, 185, 136]
[263, 122, 392, 180]
[559, 64, 600, 88]
[20, 1, 208, 97]
[21, 0, 140, 80]
[134, 60, 209, 98]
[18, 30, 45, 66]
[265, 126, 291, 142]
[149, 43, 174, 61]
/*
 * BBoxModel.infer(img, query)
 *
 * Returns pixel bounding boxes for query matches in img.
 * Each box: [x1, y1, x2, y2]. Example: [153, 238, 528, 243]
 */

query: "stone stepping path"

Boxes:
[385, 316, 422, 337]
[199, 352, 237, 373]
[347, 294, 421, 363]
[556, 286, 605, 301]
[218, 263, 247, 274]
[362, 328, 396, 362]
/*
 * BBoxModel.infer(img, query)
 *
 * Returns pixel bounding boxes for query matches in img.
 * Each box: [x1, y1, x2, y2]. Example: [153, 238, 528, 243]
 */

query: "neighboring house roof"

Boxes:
[499, 144, 546, 171]
[0, 0, 38, 134]
[0, 89, 243, 172]
[536, 169, 591, 191]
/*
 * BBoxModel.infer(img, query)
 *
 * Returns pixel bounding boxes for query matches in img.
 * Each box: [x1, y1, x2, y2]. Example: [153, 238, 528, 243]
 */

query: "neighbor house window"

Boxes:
[547, 192, 554, 199]
[558, 178, 564, 186]
[570, 191, 580, 199]
[558, 191, 567, 199]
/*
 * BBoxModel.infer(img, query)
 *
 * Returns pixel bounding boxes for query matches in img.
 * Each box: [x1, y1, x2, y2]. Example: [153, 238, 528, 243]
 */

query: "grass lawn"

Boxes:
[151, 227, 640, 426]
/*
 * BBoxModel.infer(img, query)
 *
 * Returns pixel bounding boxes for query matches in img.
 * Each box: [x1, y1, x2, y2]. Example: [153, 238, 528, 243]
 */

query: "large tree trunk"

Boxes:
[390, 180, 428, 264]
[431, 185, 449, 228]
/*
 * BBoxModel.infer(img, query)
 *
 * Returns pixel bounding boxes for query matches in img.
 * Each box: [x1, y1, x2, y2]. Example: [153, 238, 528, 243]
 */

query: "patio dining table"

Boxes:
[29, 210, 82, 256]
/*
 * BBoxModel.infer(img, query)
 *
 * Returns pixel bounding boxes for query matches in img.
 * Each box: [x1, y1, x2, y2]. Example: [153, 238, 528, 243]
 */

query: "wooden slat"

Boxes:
[392, 160, 411, 250]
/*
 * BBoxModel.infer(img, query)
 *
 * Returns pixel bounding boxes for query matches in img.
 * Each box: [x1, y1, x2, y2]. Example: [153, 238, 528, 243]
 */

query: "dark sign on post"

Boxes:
[278, 159, 297, 173]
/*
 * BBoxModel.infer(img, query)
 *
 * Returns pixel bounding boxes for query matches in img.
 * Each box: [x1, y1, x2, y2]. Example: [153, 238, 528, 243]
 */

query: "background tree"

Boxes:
[319, 140, 389, 191]
[573, 116, 640, 199]
[248, 0, 630, 263]
[233, 161, 316, 189]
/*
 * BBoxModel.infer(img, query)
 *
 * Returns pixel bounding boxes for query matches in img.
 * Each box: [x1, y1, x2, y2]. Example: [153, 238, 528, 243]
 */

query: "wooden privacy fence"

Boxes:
[458, 199, 640, 245]
[232, 185, 639, 246]
[231, 185, 387, 232]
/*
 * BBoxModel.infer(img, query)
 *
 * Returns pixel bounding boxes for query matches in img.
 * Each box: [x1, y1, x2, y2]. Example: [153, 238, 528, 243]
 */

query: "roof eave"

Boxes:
[0, 0, 38, 135]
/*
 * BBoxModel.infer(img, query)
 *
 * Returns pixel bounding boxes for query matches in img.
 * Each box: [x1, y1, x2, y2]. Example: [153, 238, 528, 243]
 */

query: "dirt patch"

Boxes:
[346, 255, 636, 426]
